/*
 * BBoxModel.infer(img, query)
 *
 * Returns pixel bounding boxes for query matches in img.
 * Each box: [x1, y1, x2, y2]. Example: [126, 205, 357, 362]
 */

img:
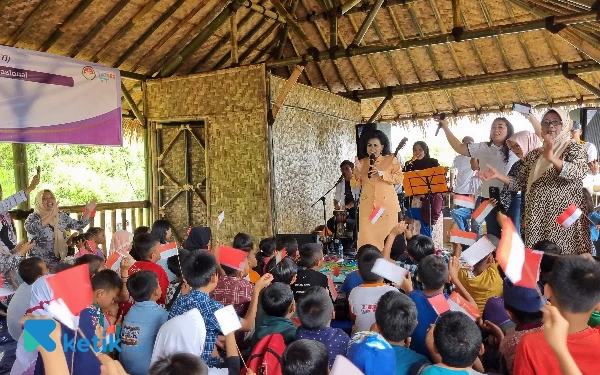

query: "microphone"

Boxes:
[336, 175, 344, 184]
[435, 113, 447, 136]
[368, 153, 375, 179]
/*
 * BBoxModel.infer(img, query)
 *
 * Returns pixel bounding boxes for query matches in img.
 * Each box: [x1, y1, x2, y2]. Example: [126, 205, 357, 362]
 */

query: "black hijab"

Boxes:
[185, 227, 211, 250]
[404, 141, 440, 171]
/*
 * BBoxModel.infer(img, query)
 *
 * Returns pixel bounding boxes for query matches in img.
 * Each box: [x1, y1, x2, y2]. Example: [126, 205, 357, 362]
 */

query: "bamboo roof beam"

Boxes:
[343, 61, 600, 100]
[351, 0, 385, 47]
[121, 82, 146, 128]
[564, 73, 600, 97]
[312, 19, 350, 91]
[347, 14, 385, 88]
[270, 65, 305, 122]
[369, 95, 393, 123]
[38, 0, 94, 52]
[89, 0, 160, 63]
[275, 0, 300, 59]
[68, 0, 131, 58]
[452, 0, 462, 29]
[130, 0, 209, 72]
[251, 35, 280, 63]
[191, 10, 256, 72]
[114, 0, 187, 68]
[342, 0, 363, 14]
[287, 38, 315, 87]
[230, 11, 239, 65]
[270, 0, 316, 53]
[158, 0, 247, 77]
[265, 11, 600, 68]
[239, 22, 281, 64]
[372, 20, 405, 84]
[336, 27, 368, 90]
[241, 0, 286, 23]
[207, 17, 271, 72]
[297, 0, 419, 23]
[3, 0, 55, 46]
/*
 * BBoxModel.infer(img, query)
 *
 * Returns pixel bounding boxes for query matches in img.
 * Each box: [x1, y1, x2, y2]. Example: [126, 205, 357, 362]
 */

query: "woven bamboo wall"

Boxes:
[145, 65, 271, 248]
[269, 75, 360, 234]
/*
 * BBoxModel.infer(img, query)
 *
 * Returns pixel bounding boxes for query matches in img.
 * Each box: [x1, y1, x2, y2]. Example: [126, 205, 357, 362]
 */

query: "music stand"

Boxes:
[403, 166, 448, 230]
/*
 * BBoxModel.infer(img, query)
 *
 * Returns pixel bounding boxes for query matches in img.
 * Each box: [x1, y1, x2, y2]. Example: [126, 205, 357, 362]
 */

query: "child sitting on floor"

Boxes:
[282, 340, 329, 375]
[296, 286, 350, 368]
[514, 256, 600, 374]
[291, 243, 329, 301]
[457, 251, 504, 312]
[127, 233, 169, 307]
[252, 282, 296, 345]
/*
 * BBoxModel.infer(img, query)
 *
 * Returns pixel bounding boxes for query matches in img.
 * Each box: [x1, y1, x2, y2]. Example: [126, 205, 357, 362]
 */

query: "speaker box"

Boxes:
[275, 233, 321, 248]
[356, 122, 392, 159]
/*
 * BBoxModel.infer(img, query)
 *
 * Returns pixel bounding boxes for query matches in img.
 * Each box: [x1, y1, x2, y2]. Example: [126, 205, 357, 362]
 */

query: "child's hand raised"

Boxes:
[391, 221, 408, 236]
[448, 256, 460, 282]
[255, 273, 274, 291]
[542, 304, 570, 355]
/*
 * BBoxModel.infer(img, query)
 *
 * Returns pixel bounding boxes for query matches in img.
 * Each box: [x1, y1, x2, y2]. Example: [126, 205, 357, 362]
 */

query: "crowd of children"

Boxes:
[0, 213, 598, 375]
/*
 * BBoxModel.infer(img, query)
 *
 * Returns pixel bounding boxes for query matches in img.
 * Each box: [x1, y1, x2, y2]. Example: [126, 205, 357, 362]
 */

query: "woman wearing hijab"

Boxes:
[403, 141, 444, 249]
[151, 308, 206, 365]
[485, 131, 540, 238]
[485, 109, 591, 254]
[109, 230, 134, 256]
[352, 130, 403, 250]
[24, 190, 96, 270]
[439, 117, 518, 238]
[185, 227, 211, 251]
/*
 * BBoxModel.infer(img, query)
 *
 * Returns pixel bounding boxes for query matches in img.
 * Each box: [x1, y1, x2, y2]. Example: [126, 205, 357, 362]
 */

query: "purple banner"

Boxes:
[0, 65, 74, 87]
[0, 108, 122, 145]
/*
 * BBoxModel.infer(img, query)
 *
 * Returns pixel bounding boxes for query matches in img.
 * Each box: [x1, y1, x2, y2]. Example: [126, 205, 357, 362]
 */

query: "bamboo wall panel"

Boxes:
[146, 65, 271, 247]
[270, 75, 360, 234]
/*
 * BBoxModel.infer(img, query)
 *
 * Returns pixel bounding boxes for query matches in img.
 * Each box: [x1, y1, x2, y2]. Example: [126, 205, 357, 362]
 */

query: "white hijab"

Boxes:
[151, 308, 207, 365]
[11, 275, 55, 375]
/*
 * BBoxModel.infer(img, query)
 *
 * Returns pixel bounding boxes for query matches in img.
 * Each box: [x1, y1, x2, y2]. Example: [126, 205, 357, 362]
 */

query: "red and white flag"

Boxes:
[429, 294, 451, 316]
[513, 249, 544, 289]
[369, 206, 385, 224]
[454, 194, 476, 209]
[557, 204, 582, 229]
[449, 292, 480, 320]
[105, 252, 123, 271]
[496, 219, 526, 285]
[472, 200, 493, 224]
[449, 229, 477, 246]
[159, 242, 178, 260]
[45, 264, 93, 330]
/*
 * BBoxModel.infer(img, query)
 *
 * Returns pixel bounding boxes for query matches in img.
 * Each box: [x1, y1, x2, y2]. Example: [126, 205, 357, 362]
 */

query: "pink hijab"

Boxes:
[109, 230, 134, 255]
[507, 131, 540, 159]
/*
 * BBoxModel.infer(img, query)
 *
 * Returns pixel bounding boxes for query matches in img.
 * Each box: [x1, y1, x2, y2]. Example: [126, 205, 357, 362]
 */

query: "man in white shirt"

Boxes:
[328, 160, 358, 233]
[449, 137, 483, 237]
[571, 121, 599, 175]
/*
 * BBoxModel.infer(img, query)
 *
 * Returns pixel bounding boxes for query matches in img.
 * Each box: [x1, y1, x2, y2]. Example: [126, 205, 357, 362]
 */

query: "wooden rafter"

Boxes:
[230, 11, 239, 65]
[371, 20, 405, 115]
[275, 0, 300, 59]
[311, 19, 349, 91]
[347, 14, 385, 88]
[270, 0, 315, 51]
[239, 22, 281, 64]
[68, 0, 131, 59]
[113, 0, 187, 68]
[351, 0, 384, 46]
[121, 82, 146, 128]
[3, 0, 55, 46]
[251, 34, 281, 63]
[39, 0, 94, 52]
[288, 36, 321, 88]
[130, 0, 209, 72]
[295, 0, 419, 23]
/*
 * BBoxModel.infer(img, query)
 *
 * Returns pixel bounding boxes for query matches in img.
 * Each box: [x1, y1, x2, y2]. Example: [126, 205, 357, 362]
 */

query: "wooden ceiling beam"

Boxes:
[240, 0, 286, 23]
[342, 61, 600, 99]
[266, 11, 599, 68]
[312, 18, 350, 91]
[297, 0, 419, 23]
[239, 22, 281, 63]
[274, 0, 300, 59]
[565, 73, 600, 96]
[113, 0, 186, 68]
[351, 0, 385, 47]
[230, 11, 239, 65]
[158, 0, 247, 77]
[270, 0, 315, 52]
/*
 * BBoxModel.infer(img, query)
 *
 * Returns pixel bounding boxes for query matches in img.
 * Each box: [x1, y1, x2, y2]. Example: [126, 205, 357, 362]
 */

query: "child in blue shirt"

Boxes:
[120, 270, 168, 375]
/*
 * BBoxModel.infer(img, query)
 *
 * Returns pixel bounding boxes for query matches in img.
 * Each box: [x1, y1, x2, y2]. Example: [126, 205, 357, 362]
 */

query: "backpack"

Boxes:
[241, 332, 290, 375]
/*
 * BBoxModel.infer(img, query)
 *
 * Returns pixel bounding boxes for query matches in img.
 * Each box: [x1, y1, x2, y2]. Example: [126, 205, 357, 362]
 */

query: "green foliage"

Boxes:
[0, 140, 145, 205]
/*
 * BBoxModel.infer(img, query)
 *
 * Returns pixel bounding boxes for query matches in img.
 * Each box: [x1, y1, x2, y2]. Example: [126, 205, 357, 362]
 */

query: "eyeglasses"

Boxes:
[541, 120, 563, 127]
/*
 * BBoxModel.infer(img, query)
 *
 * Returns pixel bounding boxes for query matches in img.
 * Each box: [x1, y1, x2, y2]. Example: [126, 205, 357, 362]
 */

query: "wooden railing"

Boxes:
[9, 200, 152, 251]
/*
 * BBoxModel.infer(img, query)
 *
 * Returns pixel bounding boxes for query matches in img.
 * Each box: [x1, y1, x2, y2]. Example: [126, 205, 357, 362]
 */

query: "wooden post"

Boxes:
[271, 65, 305, 120]
[121, 82, 146, 128]
[275, 0, 300, 59]
[230, 11, 239, 65]
[341, 0, 362, 14]
[368, 96, 392, 123]
[11, 144, 28, 241]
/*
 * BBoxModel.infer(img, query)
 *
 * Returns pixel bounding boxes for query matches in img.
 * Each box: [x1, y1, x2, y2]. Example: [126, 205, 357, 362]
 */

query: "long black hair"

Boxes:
[487, 117, 515, 164]
[151, 219, 171, 244]
[254, 237, 276, 276]
[366, 130, 392, 156]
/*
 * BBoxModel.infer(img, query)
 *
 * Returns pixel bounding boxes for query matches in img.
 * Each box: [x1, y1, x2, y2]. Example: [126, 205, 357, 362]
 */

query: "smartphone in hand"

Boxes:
[36, 166, 40, 176]
[512, 102, 532, 114]
[489, 186, 505, 213]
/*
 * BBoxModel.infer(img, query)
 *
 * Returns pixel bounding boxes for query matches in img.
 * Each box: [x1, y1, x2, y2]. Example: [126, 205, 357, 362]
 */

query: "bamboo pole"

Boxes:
[240, 0, 286, 23]
[208, 18, 270, 71]
[351, 0, 385, 46]
[368, 96, 392, 123]
[230, 11, 239, 65]
[271, 65, 305, 120]
[568, 75, 600, 97]
[130, 0, 209, 72]
[114, 0, 187, 68]
[341, 0, 363, 14]
[251, 39, 280, 64]
[269, 0, 315, 51]
[275, 0, 300, 59]
[121, 83, 146, 128]
[158, 0, 246, 77]
[330, 8, 338, 48]
[12, 144, 28, 240]
[343, 61, 600, 100]
[239, 22, 280, 63]
[266, 11, 600, 68]
[39, 0, 94, 52]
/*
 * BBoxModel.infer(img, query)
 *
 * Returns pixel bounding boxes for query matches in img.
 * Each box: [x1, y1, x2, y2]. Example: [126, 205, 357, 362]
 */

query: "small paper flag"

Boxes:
[218, 211, 225, 224]
[449, 291, 480, 319]
[449, 229, 477, 246]
[369, 206, 385, 224]
[214, 305, 242, 336]
[429, 294, 450, 316]
[557, 204, 582, 229]
[217, 246, 248, 271]
[371, 258, 409, 284]
[158, 242, 178, 260]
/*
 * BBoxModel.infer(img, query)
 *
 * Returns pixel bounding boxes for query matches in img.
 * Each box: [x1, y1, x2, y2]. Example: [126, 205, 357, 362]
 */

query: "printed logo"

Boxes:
[82, 66, 96, 80]
[98, 71, 116, 83]
[23, 320, 57, 352]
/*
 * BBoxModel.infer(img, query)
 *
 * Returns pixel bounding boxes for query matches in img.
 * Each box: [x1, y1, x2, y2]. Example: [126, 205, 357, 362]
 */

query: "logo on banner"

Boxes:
[82, 66, 96, 80]
[98, 71, 116, 83]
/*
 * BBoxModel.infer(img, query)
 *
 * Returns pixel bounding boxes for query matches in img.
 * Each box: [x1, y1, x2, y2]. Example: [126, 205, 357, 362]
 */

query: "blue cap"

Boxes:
[347, 332, 396, 375]
[503, 278, 546, 313]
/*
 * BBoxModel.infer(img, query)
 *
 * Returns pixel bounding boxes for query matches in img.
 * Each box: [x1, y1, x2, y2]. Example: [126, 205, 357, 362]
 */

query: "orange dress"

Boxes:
[351, 155, 403, 250]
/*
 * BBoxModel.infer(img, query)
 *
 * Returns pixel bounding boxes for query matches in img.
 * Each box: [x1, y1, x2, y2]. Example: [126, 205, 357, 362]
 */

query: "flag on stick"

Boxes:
[158, 242, 178, 260]
[454, 194, 476, 209]
[496, 218, 526, 285]
[369, 206, 385, 224]
[449, 229, 477, 246]
[557, 204, 582, 229]
[472, 200, 493, 224]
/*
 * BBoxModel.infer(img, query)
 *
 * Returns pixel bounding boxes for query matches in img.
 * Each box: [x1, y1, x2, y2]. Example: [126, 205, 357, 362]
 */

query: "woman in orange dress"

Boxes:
[351, 130, 403, 250]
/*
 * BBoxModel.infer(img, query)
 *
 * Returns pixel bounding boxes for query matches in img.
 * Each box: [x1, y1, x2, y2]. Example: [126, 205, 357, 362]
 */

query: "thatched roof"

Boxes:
[1, 0, 600, 127]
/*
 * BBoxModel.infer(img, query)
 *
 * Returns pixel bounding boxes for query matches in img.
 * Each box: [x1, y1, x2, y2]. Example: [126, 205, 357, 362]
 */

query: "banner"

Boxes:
[0, 45, 122, 146]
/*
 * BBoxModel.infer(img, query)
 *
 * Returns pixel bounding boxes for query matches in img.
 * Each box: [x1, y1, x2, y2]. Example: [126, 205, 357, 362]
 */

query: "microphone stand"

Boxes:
[312, 177, 343, 252]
